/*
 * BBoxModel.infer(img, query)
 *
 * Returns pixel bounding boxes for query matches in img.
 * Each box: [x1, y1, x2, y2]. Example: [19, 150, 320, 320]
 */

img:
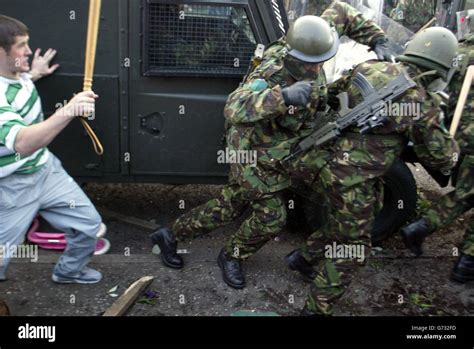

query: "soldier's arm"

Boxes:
[321, 1, 385, 47]
[408, 92, 460, 171]
[223, 74, 288, 125]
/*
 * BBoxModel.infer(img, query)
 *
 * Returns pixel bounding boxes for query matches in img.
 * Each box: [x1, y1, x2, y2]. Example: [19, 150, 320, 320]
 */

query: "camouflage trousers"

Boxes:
[421, 154, 474, 257]
[171, 183, 287, 260]
[285, 141, 385, 315]
[303, 173, 377, 315]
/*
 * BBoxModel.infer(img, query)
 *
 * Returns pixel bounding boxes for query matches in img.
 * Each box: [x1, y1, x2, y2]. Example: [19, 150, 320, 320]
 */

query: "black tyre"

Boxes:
[371, 159, 417, 242]
[299, 159, 417, 243]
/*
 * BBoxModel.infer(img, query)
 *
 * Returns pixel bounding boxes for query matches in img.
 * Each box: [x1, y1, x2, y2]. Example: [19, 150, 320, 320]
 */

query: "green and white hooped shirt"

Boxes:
[0, 73, 49, 178]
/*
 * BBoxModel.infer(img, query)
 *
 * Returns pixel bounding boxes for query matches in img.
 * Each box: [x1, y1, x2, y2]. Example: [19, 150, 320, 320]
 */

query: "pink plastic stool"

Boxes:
[26, 217, 111, 255]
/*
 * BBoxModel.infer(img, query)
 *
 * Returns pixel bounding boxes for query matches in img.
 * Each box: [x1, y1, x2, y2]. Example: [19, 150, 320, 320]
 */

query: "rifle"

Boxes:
[283, 70, 417, 163]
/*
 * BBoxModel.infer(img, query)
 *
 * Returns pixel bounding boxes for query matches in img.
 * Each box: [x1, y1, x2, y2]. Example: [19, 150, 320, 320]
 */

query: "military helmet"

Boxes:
[286, 15, 340, 63]
[402, 27, 459, 70]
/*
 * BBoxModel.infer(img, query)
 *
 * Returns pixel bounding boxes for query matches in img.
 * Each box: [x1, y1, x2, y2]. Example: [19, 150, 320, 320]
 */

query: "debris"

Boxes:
[409, 293, 434, 310]
[97, 207, 159, 231]
[107, 285, 118, 293]
[0, 299, 10, 316]
[153, 247, 188, 255]
[152, 245, 161, 255]
[137, 290, 159, 305]
[107, 285, 120, 298]
[103, 276, 154, 316]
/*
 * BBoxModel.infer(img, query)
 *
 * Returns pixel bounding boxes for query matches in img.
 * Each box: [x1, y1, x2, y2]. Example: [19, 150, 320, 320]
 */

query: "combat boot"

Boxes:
[400, 218, 434, 256]
[285, 249, 317, 282]
[217, 248, 245, 289]
[451, 254, 474, 283]
[150, 227, 183, 269]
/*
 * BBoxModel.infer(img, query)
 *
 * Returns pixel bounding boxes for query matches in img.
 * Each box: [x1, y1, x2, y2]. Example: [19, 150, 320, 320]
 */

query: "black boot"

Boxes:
[150, 227, 183, 269]
[400, 218, 434, 257]
[451, 254, 474, 283]
[285, 249, 317, 282]
[217, 248, 245, 289]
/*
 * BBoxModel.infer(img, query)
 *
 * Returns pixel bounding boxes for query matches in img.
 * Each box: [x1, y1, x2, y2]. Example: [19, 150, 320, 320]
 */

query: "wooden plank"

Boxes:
[97, 207, 159, 231]
[450, 65, 474, 137]
[103, 276, 154, 316]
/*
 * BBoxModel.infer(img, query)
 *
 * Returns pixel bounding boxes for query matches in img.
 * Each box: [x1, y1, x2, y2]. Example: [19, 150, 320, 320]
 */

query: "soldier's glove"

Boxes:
[281, 81, 312, 107]
[371, 37, 394, 62]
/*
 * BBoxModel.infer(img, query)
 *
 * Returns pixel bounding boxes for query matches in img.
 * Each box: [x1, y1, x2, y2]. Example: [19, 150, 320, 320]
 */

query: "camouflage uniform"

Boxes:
[172, 1, 385, 260]
[418, 35, 474, 257]
[307, 0, 334, 16]
[390, 0, 437, 33]
[286, 60, 459, 315]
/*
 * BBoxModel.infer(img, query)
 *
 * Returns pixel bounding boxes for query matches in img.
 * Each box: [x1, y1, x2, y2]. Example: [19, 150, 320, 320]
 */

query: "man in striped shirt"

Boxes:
[0, 15, 104, 284]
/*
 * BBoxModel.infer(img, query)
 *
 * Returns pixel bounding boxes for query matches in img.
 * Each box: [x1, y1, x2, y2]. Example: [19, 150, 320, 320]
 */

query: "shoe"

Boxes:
[451, 254, 474, 283]
[150, 227, 183, 269]
[217, 248, 245, 289]
[285, 249, 316, 282]
[400, 218, 434, 257]
[52, 267, 102, 284]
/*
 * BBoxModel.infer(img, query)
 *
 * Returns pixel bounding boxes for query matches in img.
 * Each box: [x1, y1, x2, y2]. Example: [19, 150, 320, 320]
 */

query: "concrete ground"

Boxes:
[0, 165, 473, 316]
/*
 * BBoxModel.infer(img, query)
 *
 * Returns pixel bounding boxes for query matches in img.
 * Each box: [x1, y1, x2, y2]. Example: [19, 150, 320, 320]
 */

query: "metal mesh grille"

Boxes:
[145, 3, 257, 76]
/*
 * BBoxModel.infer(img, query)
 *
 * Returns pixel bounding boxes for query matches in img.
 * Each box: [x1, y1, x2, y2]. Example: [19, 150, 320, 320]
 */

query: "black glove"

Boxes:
[281, 81, 312, 107]
[371, 37, 394, 62]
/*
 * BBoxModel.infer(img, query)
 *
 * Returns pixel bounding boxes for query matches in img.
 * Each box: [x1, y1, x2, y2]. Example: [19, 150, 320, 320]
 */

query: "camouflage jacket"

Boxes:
[223, 1, 385, 195]
[289, 60, 459, 187]
[390, 0, 436, 33]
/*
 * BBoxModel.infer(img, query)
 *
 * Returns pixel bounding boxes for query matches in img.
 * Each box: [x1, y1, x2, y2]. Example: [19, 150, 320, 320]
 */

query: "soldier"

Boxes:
[151, 1, 389, 289]
[401, 13, 474, 283]
[390, 0, 437, 33]
[284, 27, 460, 315]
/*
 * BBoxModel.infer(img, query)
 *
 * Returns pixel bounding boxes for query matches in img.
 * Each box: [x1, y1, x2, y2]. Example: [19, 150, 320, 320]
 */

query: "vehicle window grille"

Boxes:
[144, 3, 257, 77]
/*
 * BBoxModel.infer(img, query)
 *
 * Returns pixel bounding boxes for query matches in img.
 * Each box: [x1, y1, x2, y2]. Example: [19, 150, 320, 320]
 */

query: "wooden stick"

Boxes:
[83, 0, 102, 92]
[103, 276, 154, 316]
[81, 0, 104, 155]
[450, 65, 474, 137]
[416, 17, 437, 34]
[97, 207, 160, 231]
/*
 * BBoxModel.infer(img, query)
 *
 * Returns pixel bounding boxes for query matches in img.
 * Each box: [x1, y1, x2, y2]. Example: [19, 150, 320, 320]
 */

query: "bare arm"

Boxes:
[14, 91, 97, 155]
